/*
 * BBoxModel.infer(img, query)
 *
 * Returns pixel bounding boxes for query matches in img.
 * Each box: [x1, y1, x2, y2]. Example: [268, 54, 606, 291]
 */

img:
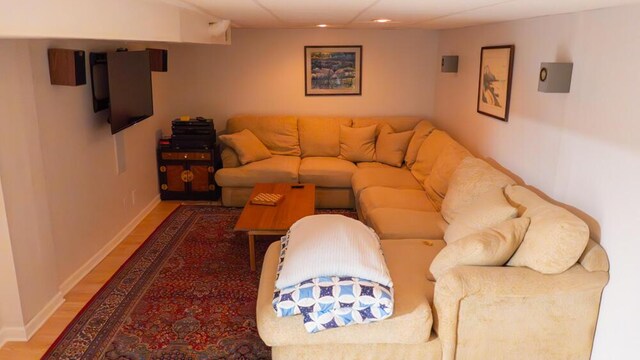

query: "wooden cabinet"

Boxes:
[157, 147, 220, 200]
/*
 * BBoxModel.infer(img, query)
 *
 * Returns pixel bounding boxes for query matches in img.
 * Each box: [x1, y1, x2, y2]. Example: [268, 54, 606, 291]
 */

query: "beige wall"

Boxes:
[167, 29, 439, 131]
[0, 38, 174, 326]
[27, 39, 173, 285]
[434, 5, 640, 358]
[0, 40, 61, 324]
[0, 177, 26, 344]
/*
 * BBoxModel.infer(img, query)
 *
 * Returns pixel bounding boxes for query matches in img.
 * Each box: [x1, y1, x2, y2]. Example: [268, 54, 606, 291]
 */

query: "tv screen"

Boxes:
[106, 51, 153, 134]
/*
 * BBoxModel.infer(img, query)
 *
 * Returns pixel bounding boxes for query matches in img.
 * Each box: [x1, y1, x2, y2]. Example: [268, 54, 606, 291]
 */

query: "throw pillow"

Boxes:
[375, 125, 415, 167]
[218, 129, 272, 165]
[505, 185, 590, 274]
[429, 217, 531, 281]
[444, 187, 518, 243]
[441, 157, 516, 224]
[404, 120, 436, 169]
[339, 124, 377, 162]
[424, 142, 472, 210]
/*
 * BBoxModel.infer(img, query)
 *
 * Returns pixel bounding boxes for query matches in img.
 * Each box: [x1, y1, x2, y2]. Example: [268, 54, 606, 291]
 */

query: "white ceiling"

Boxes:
[180, 0, 639, 29]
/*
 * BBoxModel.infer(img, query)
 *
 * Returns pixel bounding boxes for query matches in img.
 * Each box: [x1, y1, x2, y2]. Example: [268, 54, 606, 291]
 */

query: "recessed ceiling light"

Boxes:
[316, 24, 328, 28]
[373, 19, 391, 23]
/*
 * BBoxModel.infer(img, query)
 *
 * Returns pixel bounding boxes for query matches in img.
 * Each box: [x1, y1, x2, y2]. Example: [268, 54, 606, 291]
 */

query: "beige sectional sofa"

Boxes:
[216, 115, 609, 359]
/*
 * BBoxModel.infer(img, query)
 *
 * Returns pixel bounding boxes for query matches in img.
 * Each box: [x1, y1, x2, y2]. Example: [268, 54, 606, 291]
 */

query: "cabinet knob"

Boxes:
[159, 166, 167, 173]
[183, 154, 188, 159]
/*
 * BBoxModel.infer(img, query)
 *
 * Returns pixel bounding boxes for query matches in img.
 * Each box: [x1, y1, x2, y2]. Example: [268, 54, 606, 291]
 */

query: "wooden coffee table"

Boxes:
[234, 183, 315, 271]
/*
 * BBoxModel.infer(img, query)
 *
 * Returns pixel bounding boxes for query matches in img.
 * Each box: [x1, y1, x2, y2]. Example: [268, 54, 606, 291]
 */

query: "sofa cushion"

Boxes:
[411, 130, 464, 184]
[299, 157, 357, 188]
[356, 162, 403, 170]
[430, 217, 530, 281]
[375, 125, 415, 167]
[299, 116, 352, 157]
[214, 155, 300, 187]
[423, 143, 472, 210]
[444, 187, 518, 243]
[405, 120, 436, 169]
[441, 157, 516, 224]
[368, 208, 447, 240]
[505, 185, 590, 274]
[257, 239, 446, 346]
[339, 125, 377, 162]
[226, 115, 301, 156]
[359, 187, 436, 221]
[351, 168, 423, 199]
[218, 129, 272, 165]
[352, 116, 423, 134]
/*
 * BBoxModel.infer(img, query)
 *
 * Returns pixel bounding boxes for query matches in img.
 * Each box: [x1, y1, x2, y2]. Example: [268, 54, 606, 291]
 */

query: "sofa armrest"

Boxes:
[220, 145, 241, 168]
[434, 264, 609, 360]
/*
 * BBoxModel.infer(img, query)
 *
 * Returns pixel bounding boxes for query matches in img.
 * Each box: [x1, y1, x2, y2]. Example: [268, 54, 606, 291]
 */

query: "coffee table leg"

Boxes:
[248, 233, 256, 271]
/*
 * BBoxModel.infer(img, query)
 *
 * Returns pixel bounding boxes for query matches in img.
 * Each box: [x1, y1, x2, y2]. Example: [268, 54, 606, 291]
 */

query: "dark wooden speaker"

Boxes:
[147, 48, 168, 72]
[48, 48, 86, 86]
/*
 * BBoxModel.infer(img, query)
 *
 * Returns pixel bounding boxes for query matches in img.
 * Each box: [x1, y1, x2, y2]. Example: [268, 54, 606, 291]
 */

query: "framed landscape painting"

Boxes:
[305, 45, 362, 96]
[477, 45, 515, 121]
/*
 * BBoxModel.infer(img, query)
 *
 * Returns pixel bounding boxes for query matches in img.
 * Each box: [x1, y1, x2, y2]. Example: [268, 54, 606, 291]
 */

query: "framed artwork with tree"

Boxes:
[477, 45, 515, 121]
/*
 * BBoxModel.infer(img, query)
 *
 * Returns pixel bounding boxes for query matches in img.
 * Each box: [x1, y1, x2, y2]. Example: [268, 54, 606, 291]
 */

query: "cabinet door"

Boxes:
[165, 164, 186, 192]
[190, 165, 211, 193]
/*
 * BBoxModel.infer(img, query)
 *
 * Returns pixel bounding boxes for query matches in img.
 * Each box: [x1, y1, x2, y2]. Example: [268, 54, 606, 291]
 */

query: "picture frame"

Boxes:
[477, 45, 515, 121]
[304, 45, 362, 96]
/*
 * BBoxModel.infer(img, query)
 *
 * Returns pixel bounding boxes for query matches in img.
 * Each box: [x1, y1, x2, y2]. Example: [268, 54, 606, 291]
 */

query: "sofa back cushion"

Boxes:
[298, 116, 352, 157]
[424, 142, 472, 208]
[339, 125, 377, 162]
[352, 116, 423, 134]
[441, 157, 516, 224]
[444, 187, 518, 243]
[375, 125, 414, 167]
[226, 115, 301, 156]
[411, 130, 458, 183]
[505, 185, 590, 274]
[405, 120, 436, 169]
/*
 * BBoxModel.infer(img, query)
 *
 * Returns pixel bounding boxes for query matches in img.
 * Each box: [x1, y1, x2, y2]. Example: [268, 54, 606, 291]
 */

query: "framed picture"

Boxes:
[477, 45, 515, 121]
[305, 45, 362, 96]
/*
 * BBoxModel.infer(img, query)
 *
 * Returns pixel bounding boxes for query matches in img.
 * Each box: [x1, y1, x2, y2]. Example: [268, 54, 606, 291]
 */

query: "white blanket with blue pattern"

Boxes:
[272, 231, 394, 333]
[272, 276, 394, 333]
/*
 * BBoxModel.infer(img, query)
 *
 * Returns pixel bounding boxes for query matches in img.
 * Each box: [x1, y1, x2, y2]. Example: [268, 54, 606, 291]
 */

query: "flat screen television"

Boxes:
[90, 50, 154, 134]
[107, 51, 153, 134]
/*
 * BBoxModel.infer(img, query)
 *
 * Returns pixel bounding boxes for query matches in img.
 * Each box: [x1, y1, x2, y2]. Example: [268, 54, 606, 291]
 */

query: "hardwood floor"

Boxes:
[0, 201, 184, 360]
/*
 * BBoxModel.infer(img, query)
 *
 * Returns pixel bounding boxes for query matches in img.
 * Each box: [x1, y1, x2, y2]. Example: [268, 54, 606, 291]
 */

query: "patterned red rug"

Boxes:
[44, 205, 356, 359]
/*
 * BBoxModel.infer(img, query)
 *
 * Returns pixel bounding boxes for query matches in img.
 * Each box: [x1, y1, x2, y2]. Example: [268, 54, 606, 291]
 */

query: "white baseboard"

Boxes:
[0, 326, 27, 348]
[58, 195, 161, 295]
[24, 292, 64, 339]
[0, 196, 162, 347]
[0, 291, 64, 347]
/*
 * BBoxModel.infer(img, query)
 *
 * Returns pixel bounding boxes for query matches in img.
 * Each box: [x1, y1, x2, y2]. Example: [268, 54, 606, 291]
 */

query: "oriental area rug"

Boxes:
[44, 205, 356, 359]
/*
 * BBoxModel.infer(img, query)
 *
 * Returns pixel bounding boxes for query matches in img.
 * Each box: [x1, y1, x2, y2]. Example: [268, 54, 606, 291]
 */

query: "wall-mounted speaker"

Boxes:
[538, 62, 573, 93]
[147, 48, 168, 72]
[48, 48, 86, 86]
[441, 55, 459, 73]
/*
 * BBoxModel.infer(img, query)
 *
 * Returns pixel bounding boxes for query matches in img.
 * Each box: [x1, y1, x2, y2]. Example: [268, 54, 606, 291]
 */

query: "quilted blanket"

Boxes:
[272, 228, 394, 333]
[272, 275, 394, 333]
